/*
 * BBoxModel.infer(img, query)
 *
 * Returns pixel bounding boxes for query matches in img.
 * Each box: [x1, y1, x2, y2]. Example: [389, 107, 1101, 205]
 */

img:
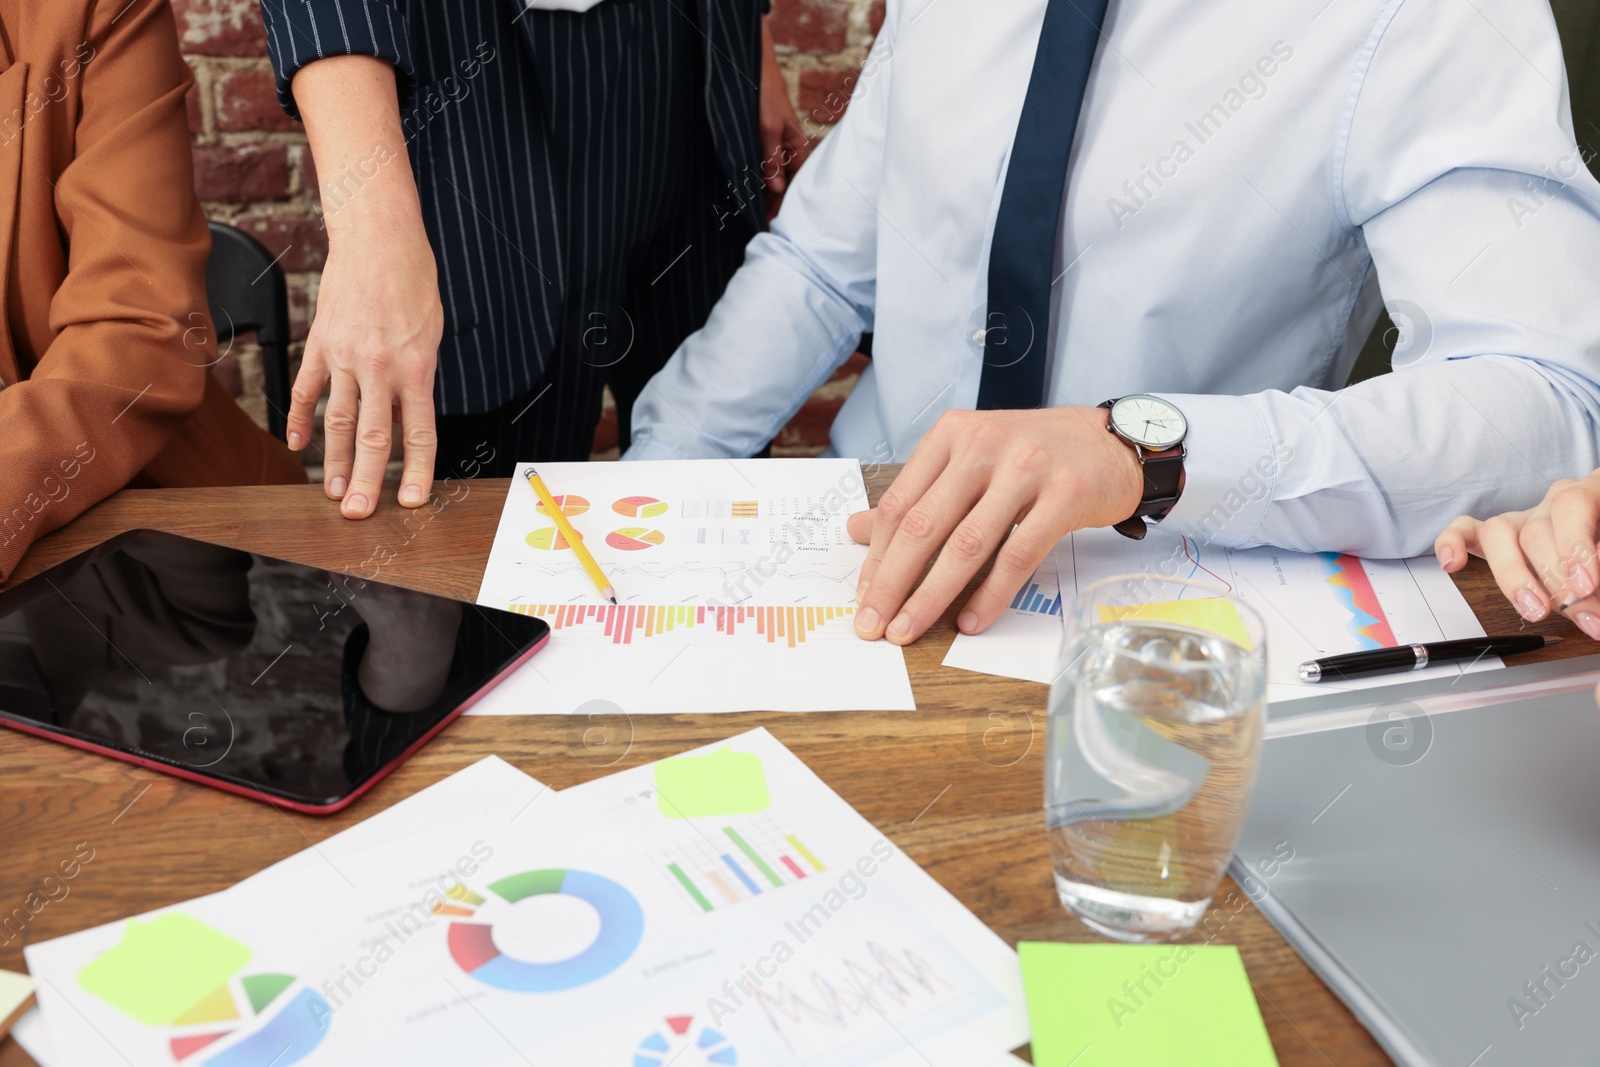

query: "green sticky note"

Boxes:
[77, 913, 251, 1026]
[654, 745, 770, 819]
[1019, 942, 1279, 1067]
[1101, 597, 1254, 651]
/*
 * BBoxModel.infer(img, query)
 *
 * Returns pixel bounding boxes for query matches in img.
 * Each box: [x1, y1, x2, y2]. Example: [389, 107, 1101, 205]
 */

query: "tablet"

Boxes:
[0, 530, 548, 813]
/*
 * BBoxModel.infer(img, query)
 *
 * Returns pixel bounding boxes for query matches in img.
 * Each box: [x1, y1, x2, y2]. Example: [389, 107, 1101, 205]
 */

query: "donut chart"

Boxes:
[446, 869, 644, 993]
[536, 494, 590, 517]
[607, 528, 665, 551]
[526, 527, 584, 551]
[613, 496, 669, 519]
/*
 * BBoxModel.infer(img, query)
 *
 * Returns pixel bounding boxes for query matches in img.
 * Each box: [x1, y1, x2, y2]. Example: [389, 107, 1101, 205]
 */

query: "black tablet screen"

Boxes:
[0, 530, 547, 808]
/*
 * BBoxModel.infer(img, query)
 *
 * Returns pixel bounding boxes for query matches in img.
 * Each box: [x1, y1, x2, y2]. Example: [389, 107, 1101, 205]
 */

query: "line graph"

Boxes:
[751, 941, 966, 1058]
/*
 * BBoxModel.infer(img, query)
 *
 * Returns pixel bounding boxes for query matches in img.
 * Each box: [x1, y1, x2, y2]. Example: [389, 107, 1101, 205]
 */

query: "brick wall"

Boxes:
[174, 0, 881, 466]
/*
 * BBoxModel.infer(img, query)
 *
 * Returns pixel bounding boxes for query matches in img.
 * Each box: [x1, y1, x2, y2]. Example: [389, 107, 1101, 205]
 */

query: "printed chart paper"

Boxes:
[943, 527, 1496, 703]
[943, 557, 1064, 684]
[474, 459, 913, 713]
[561, 728, 1030, 1065]
[24, 738, 1026, 1067]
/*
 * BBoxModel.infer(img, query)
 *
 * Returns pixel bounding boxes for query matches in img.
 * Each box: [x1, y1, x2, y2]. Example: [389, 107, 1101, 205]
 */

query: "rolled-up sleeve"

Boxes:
[1157, 0, 1600, 558]
[257, 0, 416, 119]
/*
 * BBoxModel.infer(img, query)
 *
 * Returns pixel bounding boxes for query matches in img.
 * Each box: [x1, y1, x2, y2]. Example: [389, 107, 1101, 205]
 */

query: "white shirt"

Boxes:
[627, 0, 1600, 558]
[523, 0, 603, 10]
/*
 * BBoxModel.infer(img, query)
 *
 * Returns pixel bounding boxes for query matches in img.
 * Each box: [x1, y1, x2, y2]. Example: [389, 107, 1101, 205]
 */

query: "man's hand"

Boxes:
[759, 19, 812, 219]
[846, 407, 1144, 645]
[1435, 472, 1600, 639]
[284, 56, 443, 519]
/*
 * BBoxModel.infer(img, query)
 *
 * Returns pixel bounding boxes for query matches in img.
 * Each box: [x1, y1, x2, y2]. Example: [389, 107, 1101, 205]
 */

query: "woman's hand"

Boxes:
[1435, 472, 1600, 639]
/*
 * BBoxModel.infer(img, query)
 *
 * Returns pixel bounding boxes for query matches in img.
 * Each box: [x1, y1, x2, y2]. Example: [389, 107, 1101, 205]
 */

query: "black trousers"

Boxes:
[435, 0, 755, 479]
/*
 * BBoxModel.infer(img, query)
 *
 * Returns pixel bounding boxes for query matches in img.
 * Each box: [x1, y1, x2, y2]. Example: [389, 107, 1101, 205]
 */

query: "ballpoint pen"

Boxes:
[1299, 634, 1561, 682]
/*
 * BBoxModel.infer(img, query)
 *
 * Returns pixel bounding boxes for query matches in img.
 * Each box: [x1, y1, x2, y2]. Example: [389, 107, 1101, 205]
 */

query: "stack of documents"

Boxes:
[17, 730, 1026, 1065]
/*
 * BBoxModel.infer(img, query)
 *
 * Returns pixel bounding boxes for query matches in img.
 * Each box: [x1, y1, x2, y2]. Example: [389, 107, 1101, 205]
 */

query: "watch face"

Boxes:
[1109, 394, 1187, 449]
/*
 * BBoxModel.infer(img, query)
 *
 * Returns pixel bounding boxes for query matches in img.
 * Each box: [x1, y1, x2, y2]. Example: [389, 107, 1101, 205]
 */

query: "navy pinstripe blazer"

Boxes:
[258, 0, 767, 416]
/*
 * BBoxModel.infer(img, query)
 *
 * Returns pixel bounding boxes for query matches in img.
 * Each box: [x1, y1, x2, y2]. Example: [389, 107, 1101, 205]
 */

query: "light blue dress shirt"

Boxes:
[627, 0, 1600, 558]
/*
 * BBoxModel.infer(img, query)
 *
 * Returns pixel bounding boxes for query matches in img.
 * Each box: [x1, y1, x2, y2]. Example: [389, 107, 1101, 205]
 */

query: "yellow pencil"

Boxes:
[523, 466, 618, 605]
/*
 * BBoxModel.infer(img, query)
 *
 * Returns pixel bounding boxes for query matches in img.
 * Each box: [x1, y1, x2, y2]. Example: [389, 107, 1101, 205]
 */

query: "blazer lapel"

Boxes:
[0, 61, 27, 387]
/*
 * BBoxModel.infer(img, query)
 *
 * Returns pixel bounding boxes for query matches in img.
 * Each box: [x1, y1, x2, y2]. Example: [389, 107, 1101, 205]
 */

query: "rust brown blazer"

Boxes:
[0, 0, 303, 581]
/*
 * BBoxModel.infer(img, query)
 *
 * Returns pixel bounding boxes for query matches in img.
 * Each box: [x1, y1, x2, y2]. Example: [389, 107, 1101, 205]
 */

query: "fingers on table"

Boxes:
[397, 386, 438, 508]
[321, 370, 361, 504]
[286, 346, 330, 454]
[343, 377, 397, 519]
[889, 483, 1034, 643]
[1548, 479, 1600, 603]
[856, 469, 981, 643]
[1433, 515, 1483, 572]
[856, 436, 952, 599]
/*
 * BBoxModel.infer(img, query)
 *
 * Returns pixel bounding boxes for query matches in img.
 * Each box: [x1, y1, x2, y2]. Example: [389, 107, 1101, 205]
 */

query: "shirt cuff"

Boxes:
[1148, 392, 1280, 547]
[262, 1, 418, 120]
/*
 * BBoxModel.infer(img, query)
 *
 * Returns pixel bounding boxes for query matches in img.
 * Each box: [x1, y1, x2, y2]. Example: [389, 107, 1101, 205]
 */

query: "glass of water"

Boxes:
[1045, 573, 1267, 942]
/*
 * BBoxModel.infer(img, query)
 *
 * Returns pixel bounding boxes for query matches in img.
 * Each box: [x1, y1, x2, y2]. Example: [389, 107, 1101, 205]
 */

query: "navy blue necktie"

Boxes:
[977, 0, 1110, 410]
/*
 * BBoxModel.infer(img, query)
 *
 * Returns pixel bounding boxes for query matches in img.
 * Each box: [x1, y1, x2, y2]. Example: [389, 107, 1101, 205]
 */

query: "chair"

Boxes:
[205, 221, 292, 441]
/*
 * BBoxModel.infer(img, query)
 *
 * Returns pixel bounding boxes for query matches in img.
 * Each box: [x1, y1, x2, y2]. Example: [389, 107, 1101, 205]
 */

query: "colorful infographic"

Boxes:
[444, 869, 645, 993]
[613, 496, 670, 519]
[72, 913, 329, 1066]
[633, 1014, 738, 1066]
[509, 603, 859, 648]
[608, 528, 666, 551]
[526, 527, 584, 551]
[1320, 553, 1398, 649]
[653, 815, 826, 914]
[537, 495, 591, 516]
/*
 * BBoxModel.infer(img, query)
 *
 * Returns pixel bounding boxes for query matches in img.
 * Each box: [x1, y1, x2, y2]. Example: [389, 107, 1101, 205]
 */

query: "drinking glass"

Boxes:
[1044, 573, 1267, 942]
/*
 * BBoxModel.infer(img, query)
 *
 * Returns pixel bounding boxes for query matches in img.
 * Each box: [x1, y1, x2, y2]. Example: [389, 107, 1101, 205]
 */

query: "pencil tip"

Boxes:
[608, 595, 618, 606]
[1545, 635, 1564, 645]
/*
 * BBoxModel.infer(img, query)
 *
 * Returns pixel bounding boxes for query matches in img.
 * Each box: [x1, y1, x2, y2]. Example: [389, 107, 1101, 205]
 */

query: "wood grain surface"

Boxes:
[0, 471, 1588, 1066]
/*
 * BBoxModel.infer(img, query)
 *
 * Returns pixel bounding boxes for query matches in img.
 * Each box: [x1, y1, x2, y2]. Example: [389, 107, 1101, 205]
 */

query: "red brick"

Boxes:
[215, 67, 298, 132]
[798, 67, 859, 126]
[775, 392, 845, 453]
[231, 213, 329, 272]
[185, 75, 205, 136]
[193, 143, 291, 202]
[870, 0, 886, 36]
[768, 0, 849, 54]
[287, 277, 314, 341]
[172, 0, 268, 57]
[830, 352, 869, 382]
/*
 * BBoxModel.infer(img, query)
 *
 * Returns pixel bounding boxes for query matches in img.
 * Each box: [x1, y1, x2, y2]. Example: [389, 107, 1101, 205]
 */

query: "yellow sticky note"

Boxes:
[1101, 597, 1253, 650]
[654, 746, 771, 819]
[77, 913, 251, 1026]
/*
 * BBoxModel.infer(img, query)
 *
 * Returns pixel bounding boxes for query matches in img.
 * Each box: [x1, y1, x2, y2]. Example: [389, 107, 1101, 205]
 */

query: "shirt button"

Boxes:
[972, 329, 988, 344]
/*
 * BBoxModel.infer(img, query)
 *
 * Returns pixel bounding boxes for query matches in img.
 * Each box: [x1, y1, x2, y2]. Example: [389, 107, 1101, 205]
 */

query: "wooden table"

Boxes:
[0, 473, 1587, 1066]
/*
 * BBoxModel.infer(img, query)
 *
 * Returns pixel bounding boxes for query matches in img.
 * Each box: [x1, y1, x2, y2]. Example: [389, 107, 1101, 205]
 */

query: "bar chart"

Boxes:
[1008, 572, 1062, 616]
[507, 603, 859, 648]
[650, 815, 826, 913]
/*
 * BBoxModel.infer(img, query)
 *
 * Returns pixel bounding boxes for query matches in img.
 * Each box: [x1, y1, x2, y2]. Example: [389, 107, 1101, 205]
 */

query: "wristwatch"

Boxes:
[1098, 394, 1187, 540]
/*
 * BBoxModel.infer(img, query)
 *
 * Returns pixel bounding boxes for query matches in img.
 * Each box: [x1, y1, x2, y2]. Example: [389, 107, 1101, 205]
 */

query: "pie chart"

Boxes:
[536, 494, 590, 516]
[165, 974, 329, 1065]
[526, 527, 584, 551]
[446, 869, 644, 993]
[607, 528, 665, 551]
[633, 1014, 737, 1066]
[613, 496, 669, 519]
